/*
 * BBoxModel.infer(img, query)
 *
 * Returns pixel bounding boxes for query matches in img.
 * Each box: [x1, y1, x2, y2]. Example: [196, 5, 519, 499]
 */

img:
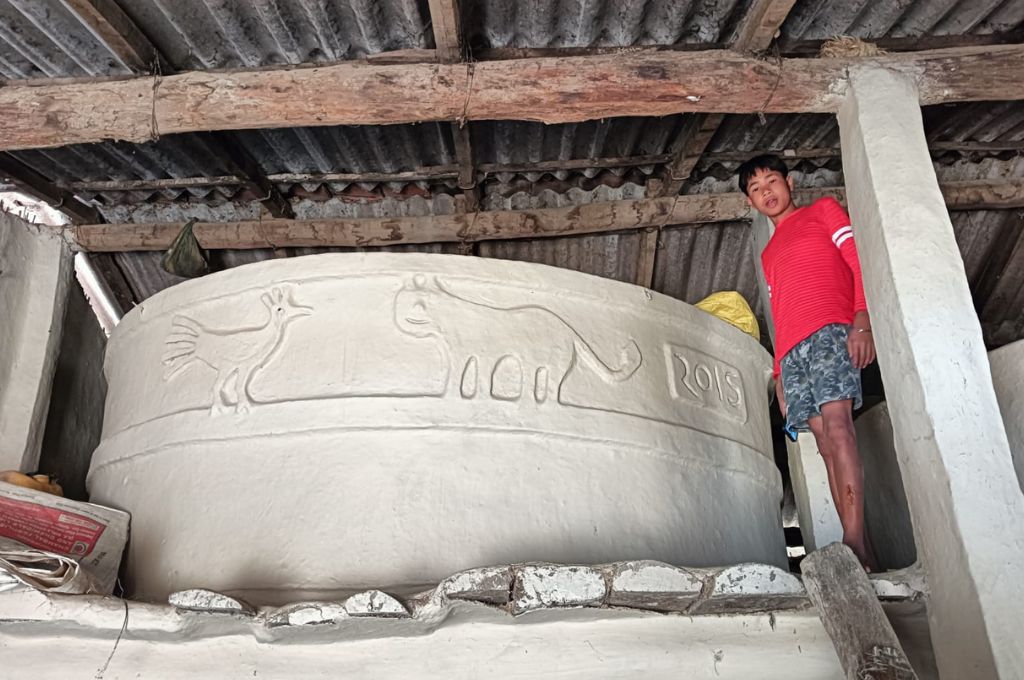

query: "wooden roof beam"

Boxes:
[67, 178, 1024, 252]
[2, 45, 1022, 151]
[0, 153, 99, 224]
[60, 0, 292, 218]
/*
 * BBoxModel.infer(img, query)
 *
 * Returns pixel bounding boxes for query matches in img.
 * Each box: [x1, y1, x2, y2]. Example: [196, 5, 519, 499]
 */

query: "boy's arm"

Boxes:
[818, 198, 875, 368]
[818, 198, 867, 314]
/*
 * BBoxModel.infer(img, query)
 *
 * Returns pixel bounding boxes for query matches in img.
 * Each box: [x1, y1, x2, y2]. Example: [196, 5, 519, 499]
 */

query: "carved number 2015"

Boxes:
[673, 352, 743, 409]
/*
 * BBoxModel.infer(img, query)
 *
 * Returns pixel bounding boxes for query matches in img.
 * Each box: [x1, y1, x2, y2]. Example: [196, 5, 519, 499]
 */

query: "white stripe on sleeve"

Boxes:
[831, 226, 853, 245]
[835, 232, 854, 248]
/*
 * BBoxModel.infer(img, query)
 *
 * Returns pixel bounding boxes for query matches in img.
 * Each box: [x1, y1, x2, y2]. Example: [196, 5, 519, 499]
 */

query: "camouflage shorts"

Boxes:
[780, 323, 863, 431]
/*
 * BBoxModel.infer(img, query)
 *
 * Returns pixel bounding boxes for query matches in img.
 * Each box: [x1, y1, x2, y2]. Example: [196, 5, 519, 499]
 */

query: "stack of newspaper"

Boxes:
[0, 483, 129, 595]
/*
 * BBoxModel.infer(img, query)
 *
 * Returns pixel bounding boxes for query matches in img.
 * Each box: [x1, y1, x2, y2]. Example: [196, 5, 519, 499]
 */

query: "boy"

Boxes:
[738, 154, 877, 570]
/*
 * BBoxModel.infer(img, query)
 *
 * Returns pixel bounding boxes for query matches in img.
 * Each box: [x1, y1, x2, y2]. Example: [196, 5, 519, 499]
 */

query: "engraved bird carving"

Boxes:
[162, 287, 312, 415]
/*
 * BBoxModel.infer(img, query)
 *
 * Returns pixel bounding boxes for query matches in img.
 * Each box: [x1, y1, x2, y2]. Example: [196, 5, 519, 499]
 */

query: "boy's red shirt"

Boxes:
[761, 197, 867, 378]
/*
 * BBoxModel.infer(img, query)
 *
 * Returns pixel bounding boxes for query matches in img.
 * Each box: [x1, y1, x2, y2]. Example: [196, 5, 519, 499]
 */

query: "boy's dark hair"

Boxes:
[737, 154, 788, 196]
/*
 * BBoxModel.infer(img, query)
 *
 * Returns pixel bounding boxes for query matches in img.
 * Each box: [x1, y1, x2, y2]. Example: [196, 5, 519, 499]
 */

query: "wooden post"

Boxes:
[802, 543, 918, 680]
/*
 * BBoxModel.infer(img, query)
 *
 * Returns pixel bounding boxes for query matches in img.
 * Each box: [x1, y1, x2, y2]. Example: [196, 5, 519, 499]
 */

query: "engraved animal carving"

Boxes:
[394, 275, 641, 402]
[162, 287, 312, 415]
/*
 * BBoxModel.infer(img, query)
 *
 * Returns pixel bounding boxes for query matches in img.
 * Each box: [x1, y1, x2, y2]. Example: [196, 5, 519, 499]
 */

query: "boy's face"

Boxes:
[745, 168, 795, 219]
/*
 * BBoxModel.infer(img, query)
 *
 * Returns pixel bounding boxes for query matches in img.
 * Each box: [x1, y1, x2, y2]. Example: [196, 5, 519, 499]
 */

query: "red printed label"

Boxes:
[0, 496, 105, 557]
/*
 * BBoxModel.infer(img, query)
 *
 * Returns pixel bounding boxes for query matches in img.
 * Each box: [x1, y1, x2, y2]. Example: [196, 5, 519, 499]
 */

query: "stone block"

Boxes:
[606, 560, 703, 611]
[511, 564, 607, 614]
[168, 589, 255, 616]
[343, 590, 408, 617]
[691, 564, 806, 614]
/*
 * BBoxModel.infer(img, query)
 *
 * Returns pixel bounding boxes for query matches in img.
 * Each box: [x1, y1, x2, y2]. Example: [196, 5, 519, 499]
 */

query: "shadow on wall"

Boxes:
[37, 281, 107, 501]
[856, 403, 917, 569]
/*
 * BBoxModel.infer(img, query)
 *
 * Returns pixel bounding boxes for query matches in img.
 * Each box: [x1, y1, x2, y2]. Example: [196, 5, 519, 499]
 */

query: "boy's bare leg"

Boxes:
[818, 399, 877, 570]
[807, 415, 841, 510]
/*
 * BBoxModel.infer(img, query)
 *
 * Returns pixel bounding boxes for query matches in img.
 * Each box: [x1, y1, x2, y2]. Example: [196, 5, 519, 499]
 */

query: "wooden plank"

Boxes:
[732, 0, 799, 53]
[63, 140, 1020, 193]
[427, 0, 462, 63]
[659, 113, 725, 196]
[0, 153, 99, 224]
[60, 0, 166, 71]
[1, 45, 1022, 150]
[67, 179, 1024, 252]
[802, 543, 919, 680]
[67, 175, 244, 191]
[635, 227, 660, 287]
[452, 123, 476, 190]
[426, 0, 478, 204]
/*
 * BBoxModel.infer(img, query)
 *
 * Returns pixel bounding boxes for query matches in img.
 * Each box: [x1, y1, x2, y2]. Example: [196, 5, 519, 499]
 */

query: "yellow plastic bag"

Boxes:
[694, 291, 760, 341]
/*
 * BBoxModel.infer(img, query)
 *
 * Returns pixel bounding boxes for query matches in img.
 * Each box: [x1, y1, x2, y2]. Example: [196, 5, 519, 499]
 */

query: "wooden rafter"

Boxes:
[732, 0, 798, 54]
[0, 153, 99, 224]
[642, 0, 798, 284]
[1, 45, 1022, 151]
[68, 178, 1024, 252]
[427, 0, 463, 63]
[59, 0, 292, 219]
[427, 0, 479, 211]
[60, 0, 167, 72]
[658, 113, 726, 197]
[56, 140, 1024, 192]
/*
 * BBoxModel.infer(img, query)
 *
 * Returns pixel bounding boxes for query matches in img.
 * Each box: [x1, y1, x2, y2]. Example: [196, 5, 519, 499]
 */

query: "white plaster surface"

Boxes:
[989, 340, 1024, 492]
[0, 216, 72, 472]
[87, 254, 785, 602]
[839, 67, 1024, 679]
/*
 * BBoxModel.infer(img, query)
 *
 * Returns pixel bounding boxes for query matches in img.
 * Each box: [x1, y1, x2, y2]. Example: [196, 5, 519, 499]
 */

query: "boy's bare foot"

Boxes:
[846, 539, 879, 573]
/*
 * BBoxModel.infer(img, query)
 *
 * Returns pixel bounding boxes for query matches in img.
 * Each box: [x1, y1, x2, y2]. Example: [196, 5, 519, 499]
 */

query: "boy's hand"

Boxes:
[775, 379, 787, 418]
[848, 311, 876, 369]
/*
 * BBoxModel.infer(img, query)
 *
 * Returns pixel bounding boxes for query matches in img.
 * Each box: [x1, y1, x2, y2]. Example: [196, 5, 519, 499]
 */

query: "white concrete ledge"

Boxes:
[0, 560, 934, 680]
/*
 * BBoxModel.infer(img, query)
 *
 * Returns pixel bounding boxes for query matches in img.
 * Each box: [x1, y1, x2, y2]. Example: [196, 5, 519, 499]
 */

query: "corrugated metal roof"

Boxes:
[478, 231, 642, 283]
[119, 0, 431, 69]
[465, 0, 752, 49]
[0, 0, 1022, 350]
[780, 0, 1024, 41]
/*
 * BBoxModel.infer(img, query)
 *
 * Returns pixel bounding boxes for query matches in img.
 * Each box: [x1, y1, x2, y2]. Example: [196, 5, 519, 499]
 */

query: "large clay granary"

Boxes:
[0, 1, 1023, 678]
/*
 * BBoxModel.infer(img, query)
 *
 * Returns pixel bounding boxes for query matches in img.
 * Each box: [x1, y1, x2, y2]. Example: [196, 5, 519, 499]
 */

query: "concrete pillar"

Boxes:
[989, 340, 1024, 493]
[0, 214, 73, 472]
[838, 67, 1024, 679]
[751, 212, 843, 552]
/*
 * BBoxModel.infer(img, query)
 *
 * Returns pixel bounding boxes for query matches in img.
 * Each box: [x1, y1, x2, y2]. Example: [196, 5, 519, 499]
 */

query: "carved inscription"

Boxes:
[665, 343, 746, 423]
[394, 274, 641, 403]
[162, 287, 312, 415]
